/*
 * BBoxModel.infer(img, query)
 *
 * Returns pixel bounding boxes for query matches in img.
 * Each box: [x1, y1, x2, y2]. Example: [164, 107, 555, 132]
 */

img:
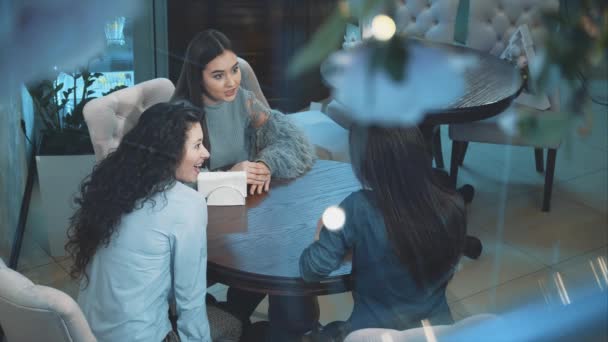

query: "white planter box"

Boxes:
[28, 154, 96, 257]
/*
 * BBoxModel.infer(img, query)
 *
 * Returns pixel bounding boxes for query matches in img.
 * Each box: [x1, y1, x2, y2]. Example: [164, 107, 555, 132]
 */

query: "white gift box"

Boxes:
[197, 171, 247, 206]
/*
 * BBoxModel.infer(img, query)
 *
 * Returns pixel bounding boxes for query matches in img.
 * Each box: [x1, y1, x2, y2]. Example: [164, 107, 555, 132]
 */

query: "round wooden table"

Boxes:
[321, 39, 524, 127]
[207, 160, 360, 296]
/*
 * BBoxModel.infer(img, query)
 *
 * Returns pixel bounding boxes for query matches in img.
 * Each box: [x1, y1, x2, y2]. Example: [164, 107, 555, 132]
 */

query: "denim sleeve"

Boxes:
[299, 194, 356, 282]
[172, 197, 211, 342]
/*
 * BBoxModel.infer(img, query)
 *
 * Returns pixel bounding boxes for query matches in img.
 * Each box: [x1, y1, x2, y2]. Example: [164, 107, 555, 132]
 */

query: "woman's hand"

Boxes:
[231, 161, 271, 194]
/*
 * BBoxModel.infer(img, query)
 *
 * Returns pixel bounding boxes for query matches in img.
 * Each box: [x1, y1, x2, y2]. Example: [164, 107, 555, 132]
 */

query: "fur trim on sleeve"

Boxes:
[249, 110, 316, 179]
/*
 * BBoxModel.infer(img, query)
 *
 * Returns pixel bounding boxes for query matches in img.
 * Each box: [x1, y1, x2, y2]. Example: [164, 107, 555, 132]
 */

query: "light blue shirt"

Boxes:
[78, 182, 211, 342]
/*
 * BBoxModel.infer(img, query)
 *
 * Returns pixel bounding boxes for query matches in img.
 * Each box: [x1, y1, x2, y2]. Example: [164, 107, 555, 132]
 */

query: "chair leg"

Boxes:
[534, 148, 544, 173]
[458, 142, 469, 166]
[433, 127, 444, 169]
[542, 148, 557, 212]
[450, 141, 463, 187]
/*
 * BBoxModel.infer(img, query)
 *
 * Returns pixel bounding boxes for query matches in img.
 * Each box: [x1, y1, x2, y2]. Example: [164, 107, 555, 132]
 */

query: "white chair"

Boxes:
[448, 0, 561, 211]
[0, 258, 96, 342]
[83, 77, 176, 161]
[344, 314, 501, 342]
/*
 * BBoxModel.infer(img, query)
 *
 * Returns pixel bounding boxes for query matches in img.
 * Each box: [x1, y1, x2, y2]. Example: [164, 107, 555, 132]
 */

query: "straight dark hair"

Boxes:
[349, 125, 466, 289]
[172, 29, 233, 166]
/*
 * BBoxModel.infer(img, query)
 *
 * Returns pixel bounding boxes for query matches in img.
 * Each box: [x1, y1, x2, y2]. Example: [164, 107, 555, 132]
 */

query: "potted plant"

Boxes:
[28, 70, 103, 155]
[26, 70, 126, 256]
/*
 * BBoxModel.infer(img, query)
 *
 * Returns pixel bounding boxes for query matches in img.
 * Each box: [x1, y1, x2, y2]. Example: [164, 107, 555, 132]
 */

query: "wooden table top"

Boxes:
[206, 160, 361, 296]
[321, 39, 524, 126]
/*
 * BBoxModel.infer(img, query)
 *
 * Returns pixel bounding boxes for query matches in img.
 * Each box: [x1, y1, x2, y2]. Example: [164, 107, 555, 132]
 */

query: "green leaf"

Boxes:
[287, 11, 347, 77]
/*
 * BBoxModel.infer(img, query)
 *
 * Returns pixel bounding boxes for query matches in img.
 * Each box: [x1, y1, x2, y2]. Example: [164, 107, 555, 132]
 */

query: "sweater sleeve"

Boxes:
[243, 91, 316, 179]
[299, 193, 356, 282]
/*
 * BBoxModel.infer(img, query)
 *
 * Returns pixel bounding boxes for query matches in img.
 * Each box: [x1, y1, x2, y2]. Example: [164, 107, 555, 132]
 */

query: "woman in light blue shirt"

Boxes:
[66, 102, 241, 341]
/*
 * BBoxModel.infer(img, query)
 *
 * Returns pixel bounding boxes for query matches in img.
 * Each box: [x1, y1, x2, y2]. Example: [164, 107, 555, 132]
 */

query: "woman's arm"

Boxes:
[171, 196, 211, 341]
[299, 195, 356, 282]
[244, 92, 316, 179]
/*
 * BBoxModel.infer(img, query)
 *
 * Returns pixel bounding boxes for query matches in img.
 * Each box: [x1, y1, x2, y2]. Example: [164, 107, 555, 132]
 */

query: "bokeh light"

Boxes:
[371, 14, 396, 41]
[322, 206, 345, 231]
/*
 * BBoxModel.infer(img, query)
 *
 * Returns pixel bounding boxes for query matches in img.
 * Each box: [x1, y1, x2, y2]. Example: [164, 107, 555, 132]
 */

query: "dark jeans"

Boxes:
[225, 287, 266, 325]
[268, 295, 320, 342]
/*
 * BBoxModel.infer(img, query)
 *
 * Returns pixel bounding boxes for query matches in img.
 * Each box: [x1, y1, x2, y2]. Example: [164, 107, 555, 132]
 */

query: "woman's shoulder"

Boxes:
[343, 189, 373, 208]
[165, 182, 206, 209]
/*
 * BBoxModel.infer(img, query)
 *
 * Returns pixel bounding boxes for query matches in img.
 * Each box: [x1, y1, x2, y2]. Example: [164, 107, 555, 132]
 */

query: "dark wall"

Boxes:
[168, 0, 339, 112]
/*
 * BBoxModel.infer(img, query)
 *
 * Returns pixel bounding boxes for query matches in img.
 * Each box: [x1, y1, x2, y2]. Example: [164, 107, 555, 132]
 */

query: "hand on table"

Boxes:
[230, 161, 271, 195]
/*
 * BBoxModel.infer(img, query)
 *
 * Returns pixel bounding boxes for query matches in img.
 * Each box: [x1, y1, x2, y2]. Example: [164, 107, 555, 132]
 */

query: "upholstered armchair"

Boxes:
[83, 78, 175, 161]
[448, 0, 561, 211]
[0, 258, 96, 342]
[394, 0, 461, 43]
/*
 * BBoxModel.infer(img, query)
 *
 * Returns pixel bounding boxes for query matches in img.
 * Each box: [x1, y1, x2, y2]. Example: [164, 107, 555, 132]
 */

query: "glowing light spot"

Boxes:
[371, 15, 396, 41]
[322, 206, 345, 231]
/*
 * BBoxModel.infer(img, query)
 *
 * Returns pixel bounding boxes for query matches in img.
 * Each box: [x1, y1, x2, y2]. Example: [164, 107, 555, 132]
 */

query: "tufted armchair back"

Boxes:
[466, 0, 559, 56]
[394, 0, 461, 43]
[84, 78, 175, 161]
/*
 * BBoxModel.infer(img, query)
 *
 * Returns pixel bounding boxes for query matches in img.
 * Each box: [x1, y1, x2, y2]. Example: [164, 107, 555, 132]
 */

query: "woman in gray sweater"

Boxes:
[172, 29, 318, 340]
[172, 29, 315, 195]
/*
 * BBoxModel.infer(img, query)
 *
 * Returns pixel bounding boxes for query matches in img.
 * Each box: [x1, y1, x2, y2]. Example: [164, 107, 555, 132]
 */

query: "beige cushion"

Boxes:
[0, 258, 96, 342]
[289, 109, 350, 163]
[84, 78, 175, 161]
[394, 0, 461, 43]
[344, 314, 500, 342]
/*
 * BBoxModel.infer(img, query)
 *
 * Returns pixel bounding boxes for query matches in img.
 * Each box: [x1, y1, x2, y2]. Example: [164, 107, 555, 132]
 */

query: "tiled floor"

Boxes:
[2, 80, 606, 338]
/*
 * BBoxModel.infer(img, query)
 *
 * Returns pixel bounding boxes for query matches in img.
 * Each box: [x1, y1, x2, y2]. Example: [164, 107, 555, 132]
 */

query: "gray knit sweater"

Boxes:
[204, 88, 315, 178]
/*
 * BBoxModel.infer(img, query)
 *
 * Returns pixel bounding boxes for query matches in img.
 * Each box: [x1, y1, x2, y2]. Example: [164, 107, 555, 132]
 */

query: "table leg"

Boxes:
[268, 295, 320, 342]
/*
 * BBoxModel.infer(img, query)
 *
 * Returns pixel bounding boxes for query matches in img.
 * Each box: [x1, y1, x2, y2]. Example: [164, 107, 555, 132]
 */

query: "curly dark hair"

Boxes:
[65, 102, 203, 285]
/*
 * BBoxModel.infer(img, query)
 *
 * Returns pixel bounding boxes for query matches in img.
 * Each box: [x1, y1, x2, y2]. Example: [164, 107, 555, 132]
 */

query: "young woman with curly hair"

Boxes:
[66, 102, 240, 342]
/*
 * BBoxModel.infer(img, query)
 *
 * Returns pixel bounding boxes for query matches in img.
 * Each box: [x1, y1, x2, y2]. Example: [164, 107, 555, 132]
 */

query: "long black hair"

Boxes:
[172, 29, 234, 164]
[65, 102, 203, 285]
[349, 125, 466, 289]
